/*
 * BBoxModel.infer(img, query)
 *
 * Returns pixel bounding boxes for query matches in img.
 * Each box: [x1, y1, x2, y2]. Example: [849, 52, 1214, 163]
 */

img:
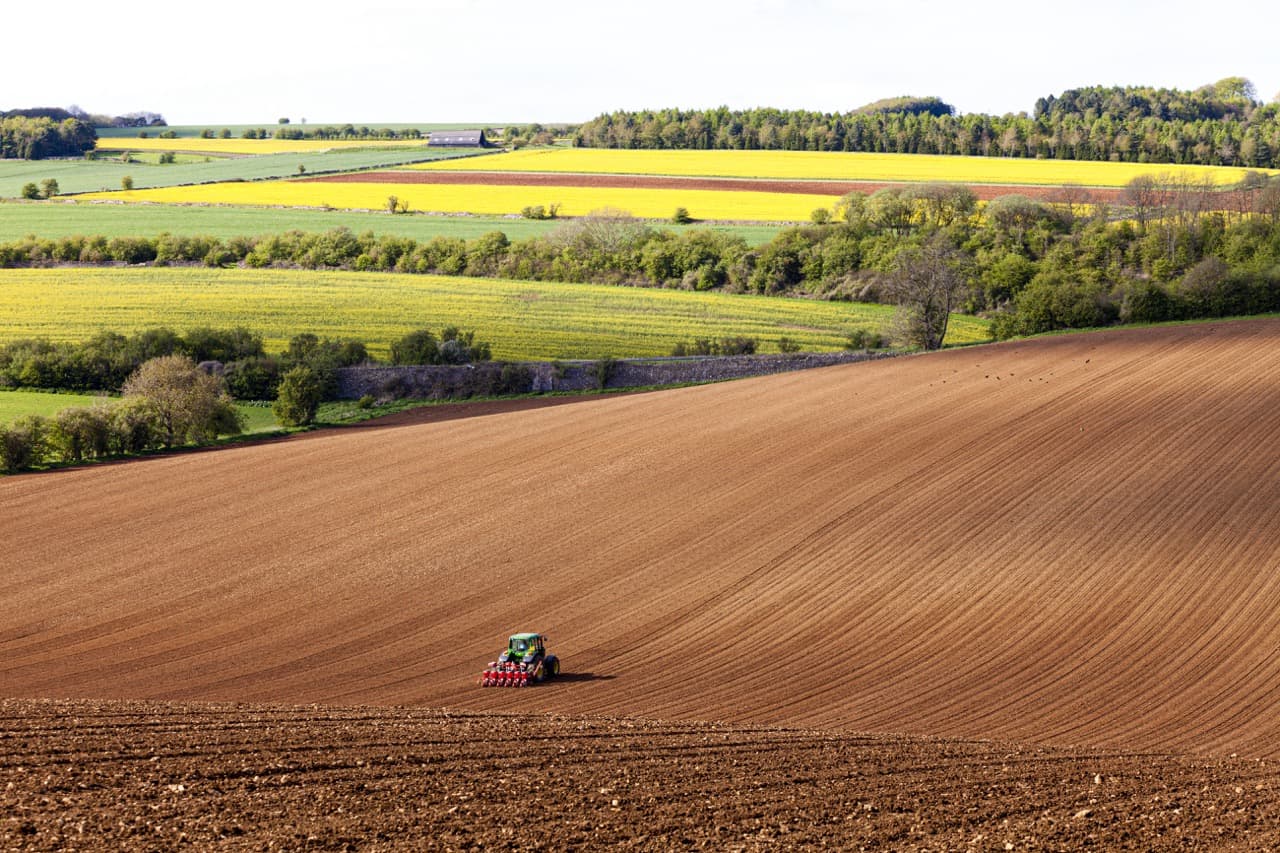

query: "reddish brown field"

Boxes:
[4, 319, 1280, 846]
[300, 169, 1128, 203]
[6, 699, 1280, 851]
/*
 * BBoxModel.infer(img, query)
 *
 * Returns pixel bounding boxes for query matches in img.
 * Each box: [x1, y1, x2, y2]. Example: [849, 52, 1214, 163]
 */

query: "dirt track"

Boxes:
[3, 320, 1280, 761]
[300, 169, 1127, 203]
[6, 699, 1280, 850]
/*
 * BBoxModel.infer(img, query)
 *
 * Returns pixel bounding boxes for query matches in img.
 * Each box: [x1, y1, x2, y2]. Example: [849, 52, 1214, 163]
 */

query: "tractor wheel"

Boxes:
[549, 658, 560, 678]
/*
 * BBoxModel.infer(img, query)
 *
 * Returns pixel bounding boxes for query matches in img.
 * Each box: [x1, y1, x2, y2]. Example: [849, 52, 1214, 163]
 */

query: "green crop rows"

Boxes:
[0, 148, 483, 198]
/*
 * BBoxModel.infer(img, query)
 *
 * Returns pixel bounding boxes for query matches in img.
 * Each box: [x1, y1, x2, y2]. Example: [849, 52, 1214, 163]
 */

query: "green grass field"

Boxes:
[0, 267, 991, 359]
[94, 123, 508, 139]
[0, 148, 484, 198]
[0, 389, 279, 431]
[0, 389, 104, 421]
[0, 201, 786, 244]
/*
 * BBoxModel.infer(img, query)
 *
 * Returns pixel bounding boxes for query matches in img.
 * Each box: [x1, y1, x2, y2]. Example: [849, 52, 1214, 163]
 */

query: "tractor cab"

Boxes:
[501, 632, 545, 664]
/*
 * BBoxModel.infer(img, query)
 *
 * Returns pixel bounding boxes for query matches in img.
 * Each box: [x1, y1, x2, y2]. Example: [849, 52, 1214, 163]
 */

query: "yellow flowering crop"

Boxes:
[80, 180, 835, 222]
[412, 147, 1268, 187]
[0, 267, 991, 359]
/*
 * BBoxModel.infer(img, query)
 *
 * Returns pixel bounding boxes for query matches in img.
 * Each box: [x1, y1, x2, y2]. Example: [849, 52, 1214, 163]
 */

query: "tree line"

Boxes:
[0, 324, 492, 400]
[0, 115, 97, 159]
[0, 354, 242, 473]
[571, 80, 1280, 168]
[0, 323, 498, 472]
[4, 171, 1280, 348]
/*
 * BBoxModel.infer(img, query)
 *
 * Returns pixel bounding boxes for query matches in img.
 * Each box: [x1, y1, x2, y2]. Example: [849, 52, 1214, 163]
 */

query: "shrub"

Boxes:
[158, 151, 176, 164]
[590, 356, 618, 389]
[810, 207, 832, 225]
[390, 327, 490, 365]
[846, 329, 887, 350]
[223, 355, 281, 400]
[494, 362, 532, 395]
[40, 178, 59, 199]
[20, 183, 39, 200]
[107, 236, 157, 264]
[356, 394, 375, 409]
[0, 414, 49, 472]
[52, 404, 114, 462]
[718, 336, 757, 355]
[671, 207, 693, 224]
[1119, 279, 1178, 324]
[777, 337, 802, 353]
[390, 329, 439, 365]
[121, 175, 134, 191]
[108, 397, 163, 454]
[273, 365, 322, 427]
[671, 336, 757, 356]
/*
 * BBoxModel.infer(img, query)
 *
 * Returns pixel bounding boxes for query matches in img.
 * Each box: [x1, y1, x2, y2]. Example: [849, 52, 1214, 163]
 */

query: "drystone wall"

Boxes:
[333, 351, 896, 401]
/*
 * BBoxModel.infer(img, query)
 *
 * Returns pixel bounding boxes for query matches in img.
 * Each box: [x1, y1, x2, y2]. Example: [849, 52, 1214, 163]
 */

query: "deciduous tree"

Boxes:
[121, 355, 242, 447]
[886, 236, 972, 350]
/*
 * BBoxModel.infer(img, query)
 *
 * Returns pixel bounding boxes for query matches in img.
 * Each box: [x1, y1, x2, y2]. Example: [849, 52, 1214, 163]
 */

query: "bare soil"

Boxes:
[5, 320, 1280, 847]
[5, 699, 1280, 851]
[299, 169, 1129, 203]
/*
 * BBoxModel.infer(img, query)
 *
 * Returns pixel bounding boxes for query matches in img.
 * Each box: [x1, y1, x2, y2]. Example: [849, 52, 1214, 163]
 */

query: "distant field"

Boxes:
[0, 201, 785, 244]
[0, 149, 483, 198]
[80, 180, 831, 222]
[95, 123, 504, 139]
[413, 147, 1272, 187]
[95, 138, 443, 155]
[0, 268, 991, 359]
[0, 389, 279, 431]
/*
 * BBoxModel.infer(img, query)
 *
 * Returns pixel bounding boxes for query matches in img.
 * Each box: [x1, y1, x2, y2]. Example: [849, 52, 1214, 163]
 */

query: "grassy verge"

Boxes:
[0, 388, 279, 432]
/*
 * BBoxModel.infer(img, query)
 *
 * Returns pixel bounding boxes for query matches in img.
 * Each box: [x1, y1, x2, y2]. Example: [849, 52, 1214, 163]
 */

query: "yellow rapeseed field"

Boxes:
[95, 138, 434, 155]
[0, 268, 990, 358]
[79, 181, 832, 222]
[411, 147, 1270, 187]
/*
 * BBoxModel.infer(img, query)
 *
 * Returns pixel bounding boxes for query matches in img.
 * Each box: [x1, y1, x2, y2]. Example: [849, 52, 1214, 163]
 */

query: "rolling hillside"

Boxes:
[3, 319, 1279, 757]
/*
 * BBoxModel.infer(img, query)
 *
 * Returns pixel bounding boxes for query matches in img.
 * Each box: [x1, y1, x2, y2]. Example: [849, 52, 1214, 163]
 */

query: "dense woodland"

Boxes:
[573, 80, 1280, 168]
[0, 115, 97, 159]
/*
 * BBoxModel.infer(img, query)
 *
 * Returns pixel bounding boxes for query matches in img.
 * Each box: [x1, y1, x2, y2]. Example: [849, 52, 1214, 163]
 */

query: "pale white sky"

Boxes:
[11, 0, 1280, 125]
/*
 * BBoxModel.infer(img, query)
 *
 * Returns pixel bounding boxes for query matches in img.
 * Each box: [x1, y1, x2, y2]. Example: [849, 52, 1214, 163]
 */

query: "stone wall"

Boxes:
[333, 351, 897, 401]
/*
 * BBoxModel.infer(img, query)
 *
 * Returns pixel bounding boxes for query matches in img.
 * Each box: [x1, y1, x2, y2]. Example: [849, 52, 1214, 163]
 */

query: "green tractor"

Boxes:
[480, 633, 561, 688]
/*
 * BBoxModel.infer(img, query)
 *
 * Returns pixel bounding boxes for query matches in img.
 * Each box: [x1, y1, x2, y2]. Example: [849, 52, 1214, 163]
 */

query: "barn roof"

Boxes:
[428, 129, 487, 147]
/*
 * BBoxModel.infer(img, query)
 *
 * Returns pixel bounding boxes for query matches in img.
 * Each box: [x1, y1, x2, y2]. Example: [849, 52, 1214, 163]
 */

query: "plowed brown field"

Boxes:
[6, 699, 1280, 851]
[6, 319, 1280, 847]
[5, 320, 1280, 756]
[301, 169, 1128, 203]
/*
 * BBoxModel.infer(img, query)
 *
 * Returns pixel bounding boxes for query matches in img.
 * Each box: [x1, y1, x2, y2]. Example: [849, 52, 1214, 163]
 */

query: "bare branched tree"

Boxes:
[886, 236, 972, 351]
